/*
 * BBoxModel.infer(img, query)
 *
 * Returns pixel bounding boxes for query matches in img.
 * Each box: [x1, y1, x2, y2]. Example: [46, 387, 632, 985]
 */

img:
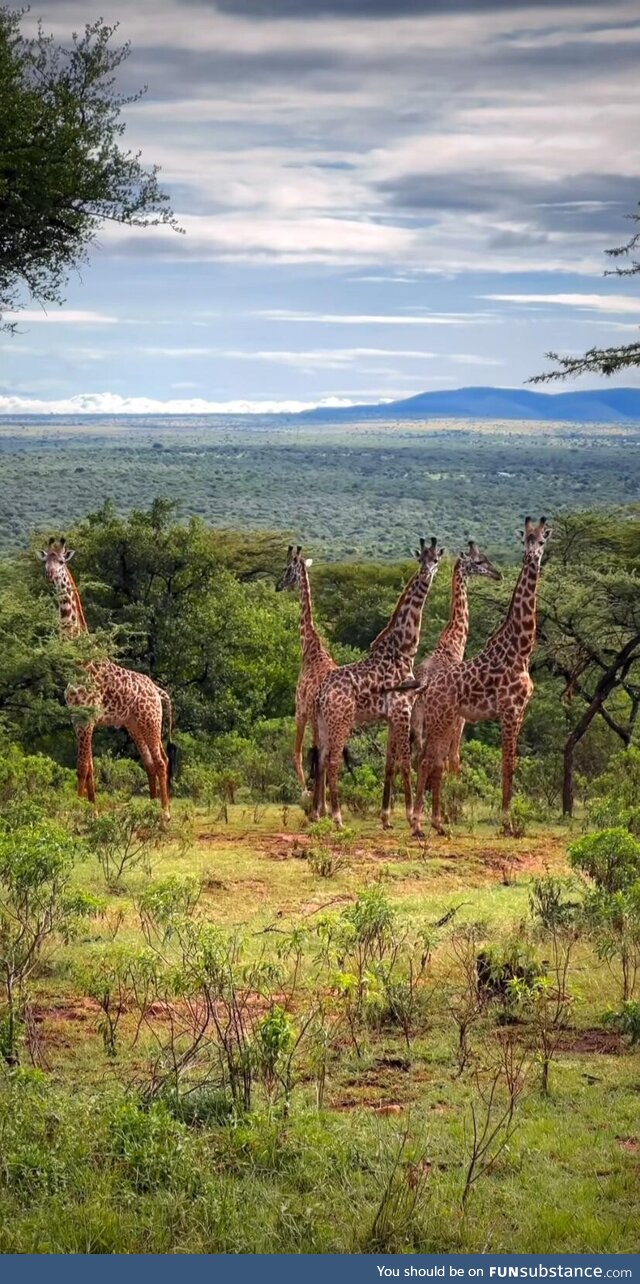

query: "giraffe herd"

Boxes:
[40, 515, 550, 838]
[281, 516, 550, 837]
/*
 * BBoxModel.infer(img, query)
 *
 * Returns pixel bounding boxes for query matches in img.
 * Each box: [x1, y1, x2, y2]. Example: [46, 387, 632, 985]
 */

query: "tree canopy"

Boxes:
[531, 203, 639, 382]
[0, 7, 178, 326]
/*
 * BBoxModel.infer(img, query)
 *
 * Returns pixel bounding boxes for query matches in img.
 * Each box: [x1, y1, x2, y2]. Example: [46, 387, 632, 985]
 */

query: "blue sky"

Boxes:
[2, 0, 640, 413]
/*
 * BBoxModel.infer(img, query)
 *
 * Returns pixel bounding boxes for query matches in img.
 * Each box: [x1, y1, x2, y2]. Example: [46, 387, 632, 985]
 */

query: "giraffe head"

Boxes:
[414, 536, 444, 581]
[38, 536, 76, 586]
[520, 516, 551, 567]
[276, 544, 313, 592]
[460, 540, 502, 582]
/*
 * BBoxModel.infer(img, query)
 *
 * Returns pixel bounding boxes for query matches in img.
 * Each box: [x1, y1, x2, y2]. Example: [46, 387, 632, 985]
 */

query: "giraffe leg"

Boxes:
[293, 719, 309, 795]
[500, 711, 523, 828]
[429, 759, 447, 836]
[310, 720, 327, 816]
[326, 746, 345, 828]
[381, 727, 397, 830]
[412, 738, 447, 838]
[310, 745, 325, 822]
[447, 717, 465, 774]
[395, 711, 414, 830]
[75, 724, 96, 804]
[150, 741, 171, 821]
[127, 724, 158, 799]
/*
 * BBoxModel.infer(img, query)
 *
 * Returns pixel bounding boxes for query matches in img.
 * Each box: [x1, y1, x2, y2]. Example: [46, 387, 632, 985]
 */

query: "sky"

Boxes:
[2, 0, 640, 414]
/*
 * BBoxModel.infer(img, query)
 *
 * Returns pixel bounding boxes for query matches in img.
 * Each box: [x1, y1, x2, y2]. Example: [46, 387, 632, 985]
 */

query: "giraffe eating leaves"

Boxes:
[39, 537, 176, 820]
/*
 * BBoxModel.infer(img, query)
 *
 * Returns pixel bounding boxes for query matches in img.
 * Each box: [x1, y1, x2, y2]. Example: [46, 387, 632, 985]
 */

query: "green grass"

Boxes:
[1, 802, 639, 1254]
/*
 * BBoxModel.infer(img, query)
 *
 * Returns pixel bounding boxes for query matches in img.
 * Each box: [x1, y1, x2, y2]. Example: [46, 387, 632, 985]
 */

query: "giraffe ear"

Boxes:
[37, 549, 48, 560]
[63, 548, 76, 562]
[305, 558, 313, 567]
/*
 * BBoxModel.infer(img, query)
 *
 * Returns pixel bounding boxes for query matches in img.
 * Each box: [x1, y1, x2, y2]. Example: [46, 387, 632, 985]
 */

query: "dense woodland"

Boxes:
[1, 416, 639, 554]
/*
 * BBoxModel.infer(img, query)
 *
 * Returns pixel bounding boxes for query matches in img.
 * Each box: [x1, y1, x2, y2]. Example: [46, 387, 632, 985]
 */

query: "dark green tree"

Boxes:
[0, 7, 178, 326]
[537, 511, 640, 814]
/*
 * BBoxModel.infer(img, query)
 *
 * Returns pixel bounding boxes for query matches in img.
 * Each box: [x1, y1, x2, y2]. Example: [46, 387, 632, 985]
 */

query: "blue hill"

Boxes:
[303, 386, 640, 423]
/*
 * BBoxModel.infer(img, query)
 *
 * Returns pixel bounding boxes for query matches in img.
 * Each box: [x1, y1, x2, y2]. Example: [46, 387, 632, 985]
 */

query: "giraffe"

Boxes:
[411, 541, 502, 775]
[276, 544, 337, 800]
[39, 537, 176, 820]
[406, 517, 551, 837]
[312, 536, 443, 829]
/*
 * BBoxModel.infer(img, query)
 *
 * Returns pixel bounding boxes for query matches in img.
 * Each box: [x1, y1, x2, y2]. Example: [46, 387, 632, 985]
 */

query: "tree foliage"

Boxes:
[0, 7, 177, 324]
[531, 202, 639, 381]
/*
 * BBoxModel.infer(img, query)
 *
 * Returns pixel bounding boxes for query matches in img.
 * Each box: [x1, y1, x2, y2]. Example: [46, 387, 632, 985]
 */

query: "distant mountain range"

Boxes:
[302, 386, 640, 424]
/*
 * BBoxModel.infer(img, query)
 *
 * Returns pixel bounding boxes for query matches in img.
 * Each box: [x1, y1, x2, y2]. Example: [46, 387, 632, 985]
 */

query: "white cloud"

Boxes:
[142, 345, 442, 368]
[483, 293, 640, 314]
[105, 212, 416, 265]
[255, 310, 491, 326]
[3, 309, 120, 325]
[0, 392, 359, 416]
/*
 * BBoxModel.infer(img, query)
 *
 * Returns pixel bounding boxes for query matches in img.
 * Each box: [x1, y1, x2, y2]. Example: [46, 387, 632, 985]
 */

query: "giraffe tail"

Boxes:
[158, 686, 178, 786]
[307, 745, 319, 782]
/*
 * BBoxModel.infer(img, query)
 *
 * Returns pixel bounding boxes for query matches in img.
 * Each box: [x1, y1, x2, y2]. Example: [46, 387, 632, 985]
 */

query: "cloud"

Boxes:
[254, 310, 493, 325]
[483, 293, 640, 313]
[103, 212, 416, 265]
[212, 0, 606, 12]
[3, 310, 120, 325]
[0, 392, 359, 415]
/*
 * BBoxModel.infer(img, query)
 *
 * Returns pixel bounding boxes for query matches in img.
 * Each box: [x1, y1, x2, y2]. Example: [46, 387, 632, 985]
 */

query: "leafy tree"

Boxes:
[537, 511, 640, 814]
[531, 201, 639, 380]
[0, 8, 177, 326]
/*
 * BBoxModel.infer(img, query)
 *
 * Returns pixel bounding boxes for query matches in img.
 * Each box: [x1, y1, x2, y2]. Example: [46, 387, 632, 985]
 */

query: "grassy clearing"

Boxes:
[1, 803, 639, 1255]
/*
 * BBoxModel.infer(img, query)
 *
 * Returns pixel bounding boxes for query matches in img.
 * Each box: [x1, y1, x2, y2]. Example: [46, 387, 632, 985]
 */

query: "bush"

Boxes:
[0, 744, 74, 807]
[94, 754, 147, 798]
[529, 872, 581, 930]
[0, 819, 96, 1063]
[83, 800, 169, 890]
[568, 828, 640, 894]
[602, 1000, 640, 1047]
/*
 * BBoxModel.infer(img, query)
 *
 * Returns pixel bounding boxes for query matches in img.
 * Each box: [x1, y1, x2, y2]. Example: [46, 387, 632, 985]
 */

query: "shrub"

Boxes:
[0, 745, 74, 807]
[0, 819, 97, 1063]
[83, 800, 169, 890]
[568, 828, 640, 894]
[94, 754, 147, 798]
[602, 1000, 640, 1046]
[529, 873, 581, 930]
[583, 884, 640, 1002]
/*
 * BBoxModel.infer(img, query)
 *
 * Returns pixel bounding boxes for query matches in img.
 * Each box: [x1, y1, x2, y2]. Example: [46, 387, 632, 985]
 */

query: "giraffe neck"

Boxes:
[55, 568, 89, 639]
[484, 557, 540, 667]
[297, 563, 322, 657]
[434, 559, 469, 664]
[371, 565, 435, 662]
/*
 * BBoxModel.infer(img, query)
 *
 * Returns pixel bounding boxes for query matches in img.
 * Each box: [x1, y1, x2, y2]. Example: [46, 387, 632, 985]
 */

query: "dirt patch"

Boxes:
[260, 833, 311, 860]
[34, 997, 100, 1024]
[617, 1137, 640, 1154]
[559, 1027, 624, 1056]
